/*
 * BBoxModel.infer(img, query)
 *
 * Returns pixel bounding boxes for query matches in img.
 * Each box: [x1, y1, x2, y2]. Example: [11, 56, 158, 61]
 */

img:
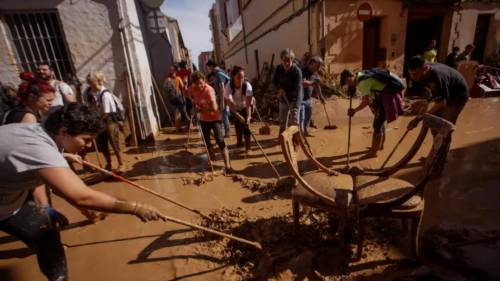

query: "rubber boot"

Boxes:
[366, 133, 383, 158]
[222, 147, 233, 175]
[379, 132, 386, 151]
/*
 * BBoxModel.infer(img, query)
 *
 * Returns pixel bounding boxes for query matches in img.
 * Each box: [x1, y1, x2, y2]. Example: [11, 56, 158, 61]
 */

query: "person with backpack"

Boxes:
[163, 65, 190, 127]
[206, 59, 231, 138]
[341, 68, 405, 158]
[0, 103, 165, 281]
[84, 70, 125, 172]
[224, 66, 253, 153]
[189, 71, 233, 174]
[37, 63, 76, 111]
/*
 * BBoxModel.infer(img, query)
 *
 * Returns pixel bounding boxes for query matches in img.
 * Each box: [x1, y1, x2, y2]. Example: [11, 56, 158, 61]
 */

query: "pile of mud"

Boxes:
[197, 208, 413, 281]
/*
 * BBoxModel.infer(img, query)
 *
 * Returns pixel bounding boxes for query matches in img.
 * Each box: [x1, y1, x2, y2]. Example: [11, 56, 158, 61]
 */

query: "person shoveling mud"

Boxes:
[0, 104, 165, 281]
[341, 68, 405, 158]
[188, 71, 234, 174]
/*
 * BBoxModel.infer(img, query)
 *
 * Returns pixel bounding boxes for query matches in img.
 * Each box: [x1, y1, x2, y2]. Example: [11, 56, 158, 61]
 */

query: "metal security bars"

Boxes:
[3, 11, 73, 81]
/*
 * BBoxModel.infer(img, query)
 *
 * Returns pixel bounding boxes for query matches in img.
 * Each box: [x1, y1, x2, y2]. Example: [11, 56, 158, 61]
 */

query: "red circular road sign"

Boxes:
[357, 2, 373, 22]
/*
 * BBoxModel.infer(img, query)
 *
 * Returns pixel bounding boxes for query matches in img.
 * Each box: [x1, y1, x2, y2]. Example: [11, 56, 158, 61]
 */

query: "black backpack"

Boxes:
[85, 88, 126, 121]
[358, 68, 405, 93]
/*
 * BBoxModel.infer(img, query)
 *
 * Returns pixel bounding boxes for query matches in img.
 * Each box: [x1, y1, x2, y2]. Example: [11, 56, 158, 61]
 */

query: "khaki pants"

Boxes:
[97, 118, 123, 167]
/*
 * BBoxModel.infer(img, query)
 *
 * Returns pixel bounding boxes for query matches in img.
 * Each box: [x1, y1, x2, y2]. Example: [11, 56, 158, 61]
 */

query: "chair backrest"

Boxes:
[362, 114, 455, 211]
[363, 122, 429, 176]
[280, 125, 336, 205]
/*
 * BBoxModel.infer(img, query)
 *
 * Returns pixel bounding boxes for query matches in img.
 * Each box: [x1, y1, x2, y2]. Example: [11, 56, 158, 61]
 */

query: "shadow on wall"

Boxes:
[324, 7, 363, 68]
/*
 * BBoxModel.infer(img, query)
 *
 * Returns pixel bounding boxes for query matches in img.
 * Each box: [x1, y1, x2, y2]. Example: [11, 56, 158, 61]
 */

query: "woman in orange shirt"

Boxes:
[189, 71, 233, 174]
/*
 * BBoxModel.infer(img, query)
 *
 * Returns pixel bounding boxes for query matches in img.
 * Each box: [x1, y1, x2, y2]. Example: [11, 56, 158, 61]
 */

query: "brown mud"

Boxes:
[1, 97, 500, 280]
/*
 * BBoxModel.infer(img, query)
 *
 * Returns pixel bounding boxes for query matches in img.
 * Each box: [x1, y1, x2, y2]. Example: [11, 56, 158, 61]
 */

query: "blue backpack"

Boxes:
[358, 68, 405, 93]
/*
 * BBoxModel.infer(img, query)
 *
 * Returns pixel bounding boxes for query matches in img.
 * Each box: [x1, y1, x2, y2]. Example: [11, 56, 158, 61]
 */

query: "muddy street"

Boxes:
[1, 97, 499, 281]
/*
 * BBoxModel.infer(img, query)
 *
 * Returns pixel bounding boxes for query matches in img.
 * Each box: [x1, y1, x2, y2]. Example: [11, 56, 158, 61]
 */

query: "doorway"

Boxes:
[404, 15, 443, 75]
[472, 14, 492, 63]
[363, 18, 381, 69]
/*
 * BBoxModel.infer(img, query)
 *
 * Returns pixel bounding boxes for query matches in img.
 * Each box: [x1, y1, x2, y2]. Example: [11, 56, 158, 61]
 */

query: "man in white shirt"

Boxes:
[85, 71, 125, 172]
[37, 63, 76, 109]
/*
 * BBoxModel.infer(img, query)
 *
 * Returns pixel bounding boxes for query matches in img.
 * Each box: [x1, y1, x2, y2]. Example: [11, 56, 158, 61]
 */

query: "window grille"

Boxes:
[3, 11, 74, 81]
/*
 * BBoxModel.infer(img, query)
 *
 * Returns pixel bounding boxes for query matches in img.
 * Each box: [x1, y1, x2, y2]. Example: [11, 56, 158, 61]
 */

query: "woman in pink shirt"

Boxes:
[189, 71, 233, 174]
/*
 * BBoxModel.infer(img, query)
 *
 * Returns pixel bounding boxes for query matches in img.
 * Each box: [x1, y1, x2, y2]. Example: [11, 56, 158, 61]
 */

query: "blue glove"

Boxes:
[43, 207, 69, 227]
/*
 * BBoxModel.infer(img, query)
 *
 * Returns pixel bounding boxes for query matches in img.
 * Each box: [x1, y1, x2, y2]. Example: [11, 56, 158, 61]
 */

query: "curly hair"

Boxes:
[44, 103, 104, 135]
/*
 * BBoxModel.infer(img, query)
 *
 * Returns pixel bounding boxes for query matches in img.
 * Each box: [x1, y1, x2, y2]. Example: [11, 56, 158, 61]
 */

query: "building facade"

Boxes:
[213, 0, 500, 80]
[198, 51, 214, 74]
[209, 3, 225, 64]
[0, 0, 190, 140]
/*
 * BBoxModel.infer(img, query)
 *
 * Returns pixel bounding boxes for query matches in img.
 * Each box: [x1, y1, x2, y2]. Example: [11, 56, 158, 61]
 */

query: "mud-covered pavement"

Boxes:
[1, 97, 500, 281]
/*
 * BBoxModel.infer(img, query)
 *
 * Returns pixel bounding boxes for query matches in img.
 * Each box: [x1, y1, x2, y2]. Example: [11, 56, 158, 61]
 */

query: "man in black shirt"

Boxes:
[407, 55, 469, 129]
[273, 48, 303, 133]
[300, 56, 324, 136]
[407, 55, 469, 173]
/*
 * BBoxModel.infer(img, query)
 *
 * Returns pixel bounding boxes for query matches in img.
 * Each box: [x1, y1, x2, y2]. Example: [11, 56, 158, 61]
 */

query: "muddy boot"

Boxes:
[222, 147, 233, 175]
[116, 154, 125, 173]
[244, 135, 252, 153]
[365, 133, 383, 158]
[379, 132, 386, 151]
[236, 134, 244, 148]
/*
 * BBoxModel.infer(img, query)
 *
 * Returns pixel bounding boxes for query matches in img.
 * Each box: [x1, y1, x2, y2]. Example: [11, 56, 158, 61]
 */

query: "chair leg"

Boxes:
[356, 218, 366, 260]
[292, 199, 300, 235]
[338, 212, 346, 250]
[401, 218, 409, 233]
[410, 217, 419, 257]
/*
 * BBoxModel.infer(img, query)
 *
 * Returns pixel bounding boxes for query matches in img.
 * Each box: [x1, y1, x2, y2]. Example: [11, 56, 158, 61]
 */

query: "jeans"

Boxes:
[279, 102, 300, 132]
[0, 200, 67, 281]
[231, 109, 251, 144]
[299, 99, 313, 135]
[222, 106, 230, 136]
[200, 120, 226, 151]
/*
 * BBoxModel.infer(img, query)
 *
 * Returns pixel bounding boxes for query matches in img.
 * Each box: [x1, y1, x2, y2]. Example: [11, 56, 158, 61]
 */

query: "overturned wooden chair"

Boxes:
[280, 125, 353, 248]
[352, 114, 455, 259]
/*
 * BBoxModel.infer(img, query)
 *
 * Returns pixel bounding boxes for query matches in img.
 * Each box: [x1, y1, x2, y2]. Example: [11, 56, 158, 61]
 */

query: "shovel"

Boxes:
[253, 98, 271, 135]
[81, 160, 212, 221]
[318, 87, 337, 130]
[236, 113, 295, 190]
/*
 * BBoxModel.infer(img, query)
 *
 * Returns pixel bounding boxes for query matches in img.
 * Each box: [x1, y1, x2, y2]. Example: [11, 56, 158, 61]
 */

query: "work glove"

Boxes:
[347, 108, 356, 117]
[133, 202, 166, 222]
[407, 117, 421, 131]
[114, 200, 166, 222]
[41, 206, 69, 227]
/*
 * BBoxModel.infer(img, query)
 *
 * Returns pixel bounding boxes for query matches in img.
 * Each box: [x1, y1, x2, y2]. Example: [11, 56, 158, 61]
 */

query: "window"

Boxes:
[4, 11, 74, 81]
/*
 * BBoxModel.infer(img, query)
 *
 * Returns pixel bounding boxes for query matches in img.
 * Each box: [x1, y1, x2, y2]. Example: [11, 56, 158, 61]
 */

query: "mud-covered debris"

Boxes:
[196, 209, 407, 280]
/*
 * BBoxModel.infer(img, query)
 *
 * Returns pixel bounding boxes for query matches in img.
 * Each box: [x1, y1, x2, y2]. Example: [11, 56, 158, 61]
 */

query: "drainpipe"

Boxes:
[320, 0, 326, 60]
[117, 0, 145, 139]
[307, 0, 312, 53]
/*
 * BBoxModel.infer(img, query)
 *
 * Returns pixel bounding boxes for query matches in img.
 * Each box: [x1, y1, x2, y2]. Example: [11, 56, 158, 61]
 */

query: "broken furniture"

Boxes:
[353, 114, 455, 259]
[280, 125, 353, 249]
